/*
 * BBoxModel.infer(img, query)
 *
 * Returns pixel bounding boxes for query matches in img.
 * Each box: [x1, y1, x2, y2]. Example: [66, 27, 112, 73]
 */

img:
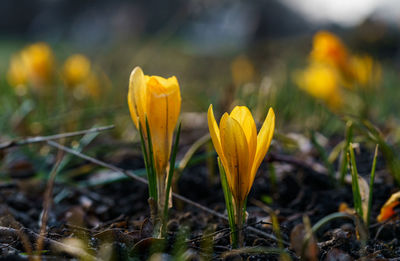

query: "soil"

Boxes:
[0, 131, 399, 260]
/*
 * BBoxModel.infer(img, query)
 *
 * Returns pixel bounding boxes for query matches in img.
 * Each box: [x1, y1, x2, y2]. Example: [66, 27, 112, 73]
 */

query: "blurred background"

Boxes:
[1, 0, 400, 139]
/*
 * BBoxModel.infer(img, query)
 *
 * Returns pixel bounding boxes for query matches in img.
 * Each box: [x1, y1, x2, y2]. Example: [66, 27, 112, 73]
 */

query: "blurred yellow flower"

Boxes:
[231, 55, 255, 86]
[62, 54, 91, 88]
[208, 104, 275, 204]
[310, 31, 349, 75]
[7, 42, 54, 91]
[62, 54, 101, 99]
[128, 66, 181, 208]
[21, 42, 54, 87]
[297, 31, 381, 114]
[7, 54, 28, 92]
[295, 63, 342, 109]
[349, 55, 381, 87]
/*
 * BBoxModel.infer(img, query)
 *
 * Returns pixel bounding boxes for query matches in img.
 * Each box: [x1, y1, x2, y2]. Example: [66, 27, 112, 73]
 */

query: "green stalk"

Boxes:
[218, 158, 237, 248]
[361, 119, 400, 185]
[367, 144, 379, 228]
[162, 123, 182, 234]
[242, 196, 248, 223]
[138, 121, 157, 201]
[235, 200, 244, 248]
[340, 121, 353, 185]
[145, 118, 158, 203]
[348, 144, 363, 219]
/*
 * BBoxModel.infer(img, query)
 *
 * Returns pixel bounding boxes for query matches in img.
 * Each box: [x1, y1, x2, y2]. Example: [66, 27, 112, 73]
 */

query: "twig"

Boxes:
[0, 226, 96, 260]
[37, 152, 64, 253]
[45, 140, 287, 245]
[185, 227, 232, 244]
[0, 125, 114, 150]
[46, 140, 148, 184]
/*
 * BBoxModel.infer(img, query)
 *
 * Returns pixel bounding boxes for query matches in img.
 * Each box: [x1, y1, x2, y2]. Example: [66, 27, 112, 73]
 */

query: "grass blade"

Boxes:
[348, 143, 363, 219]
[367, 144, 379, 227]
[176, 134, 210, 176]
[358, 119, 400, 185]
[139, 121, 157, 200]
[218, 157, 237, 248]
[340, 121, 353, 184]
[145, 118, 158, 202]
[163, 122, 182, 221]
[311, 212, 354, 234]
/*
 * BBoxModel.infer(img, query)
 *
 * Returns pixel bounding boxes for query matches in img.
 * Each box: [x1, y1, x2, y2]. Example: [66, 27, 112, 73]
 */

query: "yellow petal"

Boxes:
[127, 89, 138, 128]
[128, 66, 147, 130]
[21, 42, 54, 86]
[230, 106, 257, 168]
[62, 54, 91, 87]
[149, 75, 179, 90]
[377, 191, 400, 222]
[220, 114, 250, 203]
[294, 64, 343, 110]
[207, 105, 229, 169]
[146, 76, 181, 137]
[146, 75, 181, 176]
[310, 31, 348, 71]
[250, 108, 275, 190]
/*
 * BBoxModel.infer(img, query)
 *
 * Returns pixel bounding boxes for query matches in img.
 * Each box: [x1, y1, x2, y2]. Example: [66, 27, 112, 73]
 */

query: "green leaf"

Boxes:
[339, 121, 353, 184]
[139, 120, 157, 201]
[163, 122, 182, 224]
[218, 158, 237, 248]
[311, 212, 354, 234]
[348, 143, 364, 219]
[145, 118, 157, 202]
[352, 118, 400, 186]
[367, 144, 379, 227]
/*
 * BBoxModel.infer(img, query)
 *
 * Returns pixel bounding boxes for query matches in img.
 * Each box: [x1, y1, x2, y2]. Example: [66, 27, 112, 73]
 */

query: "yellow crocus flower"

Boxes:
[207, 104, 275, 204]
[310, 31, 350, 75]
[7, 54, 28, 90]
[127, 66, 181, 209]
[295, 63, 342, 110]
[62, 54, 91, 88]
[21, 42, 54, 87]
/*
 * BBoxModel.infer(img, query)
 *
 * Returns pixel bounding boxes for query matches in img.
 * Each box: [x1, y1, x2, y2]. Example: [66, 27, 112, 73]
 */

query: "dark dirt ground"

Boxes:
[1, 131, 400, 261]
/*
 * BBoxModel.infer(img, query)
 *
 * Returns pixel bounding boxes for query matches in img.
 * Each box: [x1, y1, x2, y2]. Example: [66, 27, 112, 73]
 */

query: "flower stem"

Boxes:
[152, 173, 166, 238]
[235, 201, 244, 248]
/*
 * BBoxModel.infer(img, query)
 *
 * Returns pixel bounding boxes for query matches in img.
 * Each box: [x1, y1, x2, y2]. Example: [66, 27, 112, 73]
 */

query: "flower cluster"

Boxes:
[128, 66, 181, 205]
[295, 31, 381, 110]
[62, 54, 100, 99]
[127, 66, 275, 244]
[7, 42, 100, 99]
[7, 42, 54, 94]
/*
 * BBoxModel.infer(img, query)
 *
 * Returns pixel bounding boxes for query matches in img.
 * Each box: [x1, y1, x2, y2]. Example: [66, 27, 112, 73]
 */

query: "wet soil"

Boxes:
[0, 133, 399, 260]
